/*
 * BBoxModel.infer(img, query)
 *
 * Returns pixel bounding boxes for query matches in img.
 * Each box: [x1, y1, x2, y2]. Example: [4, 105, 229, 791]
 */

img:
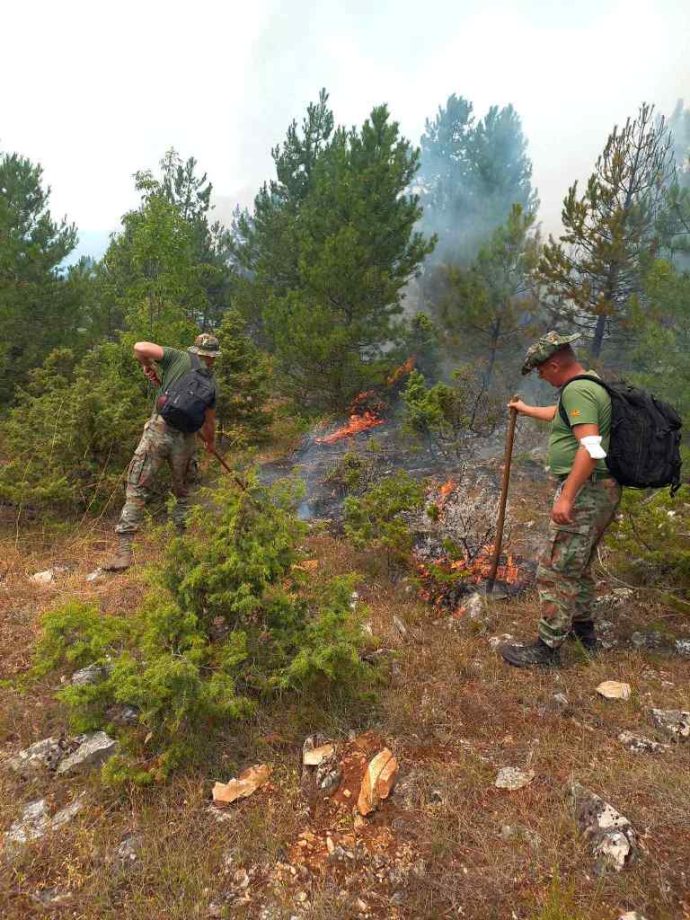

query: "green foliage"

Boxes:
[607, 485, 690, 609]
[34, 476, 370, 782]
[0, 343, 148, 513]
[402, 368, 501, 458]
[214, 309, 273, 447]
[344, 470, 425, 566]
[235, 91, 434, 410]
[418, 94, 538, 264]
[0, 151, 85, 404]
[538, 103, 675, 359]
[436, 205, 541, 384]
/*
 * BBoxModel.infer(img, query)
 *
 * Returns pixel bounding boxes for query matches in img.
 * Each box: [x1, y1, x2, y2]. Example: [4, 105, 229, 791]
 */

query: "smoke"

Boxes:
[416, 94, 538, 266]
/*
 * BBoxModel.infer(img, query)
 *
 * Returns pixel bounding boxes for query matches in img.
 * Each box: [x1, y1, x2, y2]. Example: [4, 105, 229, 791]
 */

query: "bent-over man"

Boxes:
[103, 333, 220, 572]
[499, 331, 621, 668]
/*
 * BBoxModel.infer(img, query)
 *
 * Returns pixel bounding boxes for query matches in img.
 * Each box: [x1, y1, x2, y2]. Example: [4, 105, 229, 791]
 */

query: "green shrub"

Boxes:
[343, 470, 426, 567]
[401, 367, 501, 459]
[607, 484, 690, 610]
[34, 473, 370, 783]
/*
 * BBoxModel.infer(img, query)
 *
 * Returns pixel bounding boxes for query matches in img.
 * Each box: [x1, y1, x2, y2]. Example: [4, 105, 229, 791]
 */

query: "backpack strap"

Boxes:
[558, 375, 611, 428]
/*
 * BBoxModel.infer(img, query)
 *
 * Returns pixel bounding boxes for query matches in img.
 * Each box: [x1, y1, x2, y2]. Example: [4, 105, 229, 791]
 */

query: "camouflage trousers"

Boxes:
[115, 414, 197, 535]
[537, 477, 621, 648]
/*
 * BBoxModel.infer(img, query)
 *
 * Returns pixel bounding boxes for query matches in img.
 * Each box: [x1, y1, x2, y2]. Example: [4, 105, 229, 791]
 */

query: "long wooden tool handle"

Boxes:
[202, 440, 251, 493]
[486, 396, 520, 593]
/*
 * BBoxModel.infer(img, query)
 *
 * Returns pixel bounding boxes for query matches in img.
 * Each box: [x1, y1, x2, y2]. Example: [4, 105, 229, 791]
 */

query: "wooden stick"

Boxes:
[486, 396, 519, 594]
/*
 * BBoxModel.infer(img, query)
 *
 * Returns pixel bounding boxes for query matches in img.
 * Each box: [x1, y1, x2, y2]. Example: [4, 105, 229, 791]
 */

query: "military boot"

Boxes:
[102, 534, 134, 572]
[569, 620, 598, 654]
[499, 638, 561, 669]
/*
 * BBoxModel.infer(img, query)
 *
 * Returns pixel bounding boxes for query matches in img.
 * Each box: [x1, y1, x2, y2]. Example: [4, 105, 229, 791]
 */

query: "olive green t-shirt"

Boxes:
[548, 373, 611, 477]
[155, 347, 217, 408]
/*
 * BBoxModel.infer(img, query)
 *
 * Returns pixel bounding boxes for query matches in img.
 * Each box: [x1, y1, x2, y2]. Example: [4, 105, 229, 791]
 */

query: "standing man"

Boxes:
[499, 331, 621, 668]
[103, 333, 220, 572]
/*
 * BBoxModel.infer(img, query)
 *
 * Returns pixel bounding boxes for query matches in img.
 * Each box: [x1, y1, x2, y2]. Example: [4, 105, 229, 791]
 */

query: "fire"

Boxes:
[386, 356, 416, 386]
[316, 409, 384, 444]
[438, 479, 456, 507]
[449, 545, 521, 585]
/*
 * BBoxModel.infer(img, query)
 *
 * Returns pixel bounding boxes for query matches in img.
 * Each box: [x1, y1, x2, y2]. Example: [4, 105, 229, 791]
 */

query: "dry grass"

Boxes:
[1, 501, 690, 920]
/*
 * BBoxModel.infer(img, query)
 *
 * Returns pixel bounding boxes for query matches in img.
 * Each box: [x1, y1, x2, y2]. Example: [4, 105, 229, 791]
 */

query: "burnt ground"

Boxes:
[1, 446, 690, 920]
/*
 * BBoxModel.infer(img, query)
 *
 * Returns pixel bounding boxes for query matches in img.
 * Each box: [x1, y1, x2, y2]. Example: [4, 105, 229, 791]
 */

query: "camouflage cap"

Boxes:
[521, 331, 580, 375]
[188, 333, 221, 358]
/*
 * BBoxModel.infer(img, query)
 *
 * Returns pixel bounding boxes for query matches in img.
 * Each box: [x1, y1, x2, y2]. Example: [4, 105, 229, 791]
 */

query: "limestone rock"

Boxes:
[494, 767, 535, 790]
[71, 663, 110, 686]
[357, 748, 398, 816]
[570, 783, 638, 873]
[7, 737, 72, 774]
[674, 638, 690, 656]
[596, 681, 631, 701]
[465, 592, 485, 620]
[30, 569, 55, 584]
[55, 731, 118, 775]
[302, 743, 334, 766]
[650, 708, 690, 740]
[618, 731, 669, 754]
[4, 796, 84, 855]
[212, 763, 272, 805]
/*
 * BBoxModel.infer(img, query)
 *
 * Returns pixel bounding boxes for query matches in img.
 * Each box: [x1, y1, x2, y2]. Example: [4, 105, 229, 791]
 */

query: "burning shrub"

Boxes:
[33, 474, 371, 784]
[343, 470, 426, 568]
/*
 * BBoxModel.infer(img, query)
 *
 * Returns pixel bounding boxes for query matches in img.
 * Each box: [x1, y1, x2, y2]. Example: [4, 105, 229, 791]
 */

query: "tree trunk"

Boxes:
[591, 312, 606, 358]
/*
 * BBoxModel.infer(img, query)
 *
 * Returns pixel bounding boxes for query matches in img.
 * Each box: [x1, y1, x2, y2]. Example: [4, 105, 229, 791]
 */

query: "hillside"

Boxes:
[1, 450, 689, 920]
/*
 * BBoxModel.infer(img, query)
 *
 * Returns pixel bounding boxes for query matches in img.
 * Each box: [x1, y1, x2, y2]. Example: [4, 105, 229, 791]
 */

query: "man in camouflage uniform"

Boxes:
[103, 333, 220, 572]
[499, 331, 621, 668]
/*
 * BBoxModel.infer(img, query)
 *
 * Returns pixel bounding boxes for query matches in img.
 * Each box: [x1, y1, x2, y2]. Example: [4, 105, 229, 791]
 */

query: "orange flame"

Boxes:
[386, 356, 416, 386]
[316, 410, 384, 444]
[438, 479, 456, 506]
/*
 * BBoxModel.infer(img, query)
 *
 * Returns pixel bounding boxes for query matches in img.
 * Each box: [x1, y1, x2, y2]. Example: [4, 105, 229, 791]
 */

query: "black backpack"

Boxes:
[558, 376, 683, 495]
[159, 355, 216, 434]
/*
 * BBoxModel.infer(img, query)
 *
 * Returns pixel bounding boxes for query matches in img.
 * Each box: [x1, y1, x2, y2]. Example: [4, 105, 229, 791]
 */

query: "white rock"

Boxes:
[86, 568, 104, 582]
[650, 708, 690, 740]
[674, 639, 690, 656]
[494, 767, 535, 790]
[7, 737, 69, 773]
[56, 731, 118, 775]
[466, 592, 485, 620]
[71, 663, 110, 686]
[30, 569, 55, 584]
[570, 783, 638, 873]
[618, 731, 668, 754]
[619, 913, 648, 920]
[5, 796, 84, 855]
[596, 681, 631, 701]
[488, 634, 515, 649]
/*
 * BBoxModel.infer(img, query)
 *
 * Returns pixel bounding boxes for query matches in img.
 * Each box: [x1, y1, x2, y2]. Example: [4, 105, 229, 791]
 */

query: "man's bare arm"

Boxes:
[200, 408, 216, 451]
[133, 342, 164, 364]
[508, 399, 557, 422]
[552, 423, 600, 524]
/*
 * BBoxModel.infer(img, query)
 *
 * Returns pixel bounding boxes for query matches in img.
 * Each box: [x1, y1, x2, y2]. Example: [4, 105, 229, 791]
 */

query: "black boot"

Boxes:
[499, 638, 561, 669]
[569, 620, 598, 653]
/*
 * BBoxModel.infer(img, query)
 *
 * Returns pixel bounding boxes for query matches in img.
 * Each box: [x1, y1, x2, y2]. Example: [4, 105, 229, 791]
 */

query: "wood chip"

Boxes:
[212, 763, 272, 805]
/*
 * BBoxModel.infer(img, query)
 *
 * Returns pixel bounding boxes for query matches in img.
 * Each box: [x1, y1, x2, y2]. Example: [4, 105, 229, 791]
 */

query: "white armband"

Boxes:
[580, 435, 606, 459]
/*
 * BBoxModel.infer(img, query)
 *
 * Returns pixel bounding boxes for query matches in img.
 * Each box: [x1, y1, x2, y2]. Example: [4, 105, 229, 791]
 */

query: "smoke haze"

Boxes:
[2, 0, 688, 258]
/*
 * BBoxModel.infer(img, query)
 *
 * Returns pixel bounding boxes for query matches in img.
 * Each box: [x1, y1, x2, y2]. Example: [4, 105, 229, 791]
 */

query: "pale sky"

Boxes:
[2, 0, 689, 258]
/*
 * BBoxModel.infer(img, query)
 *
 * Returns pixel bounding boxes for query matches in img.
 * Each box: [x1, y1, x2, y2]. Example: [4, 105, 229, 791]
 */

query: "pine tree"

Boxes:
[0, 152, 82, 404]
[418, 95, 537, 264]
[538, 103, 675, 358]
[234, 93, 434, 410]
[439, 205, 540, 386]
